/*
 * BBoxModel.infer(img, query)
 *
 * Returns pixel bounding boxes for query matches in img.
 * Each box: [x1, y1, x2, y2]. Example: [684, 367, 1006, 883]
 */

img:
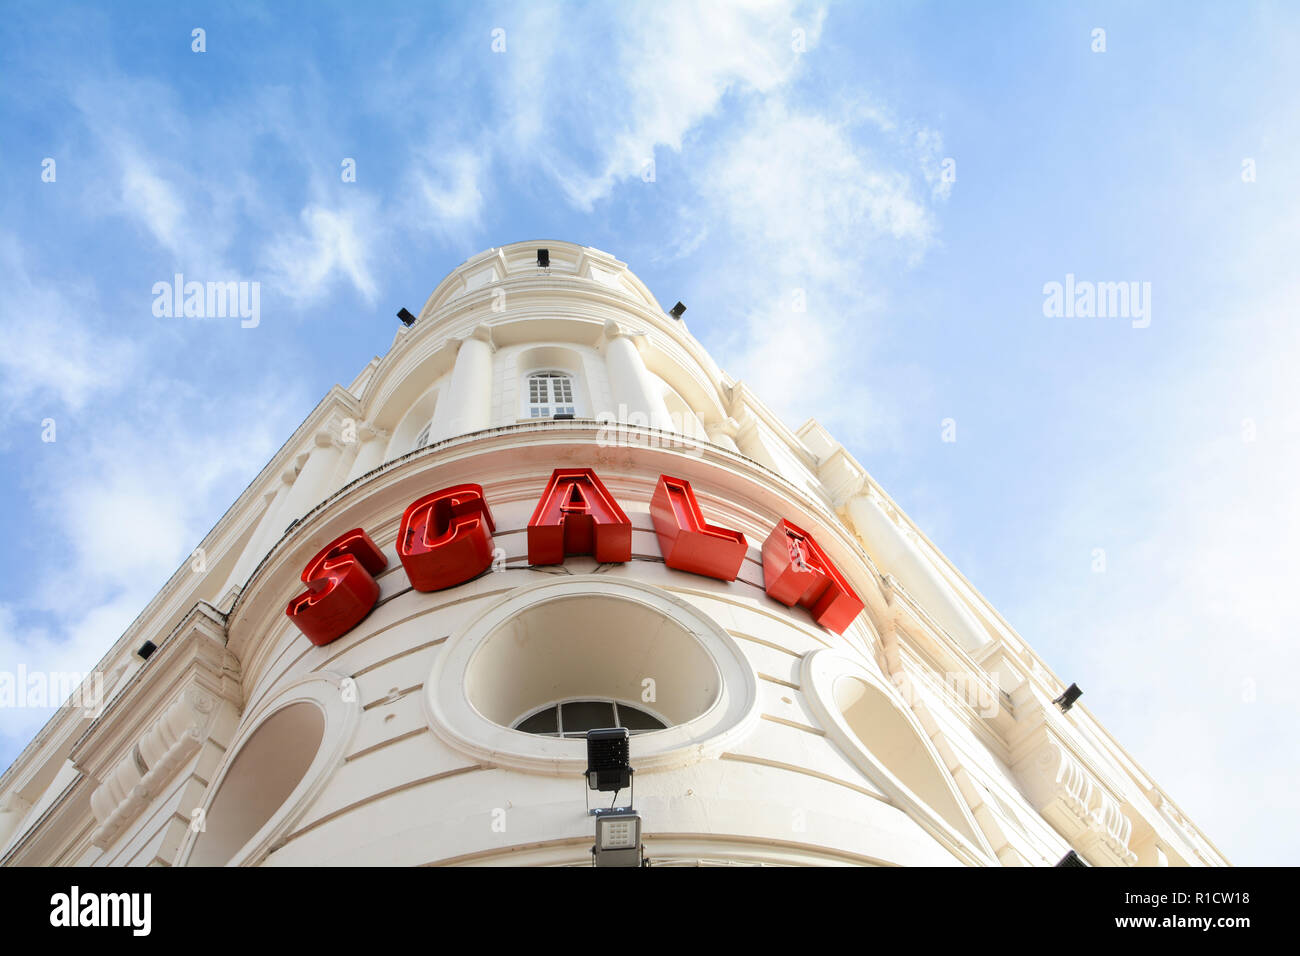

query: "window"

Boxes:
[425, 577, 760, 777]
[188, 702, 324, 867]
[413, 422, 431, 450]
[514, 698, 667, 738]
[526, 371, 575, 418]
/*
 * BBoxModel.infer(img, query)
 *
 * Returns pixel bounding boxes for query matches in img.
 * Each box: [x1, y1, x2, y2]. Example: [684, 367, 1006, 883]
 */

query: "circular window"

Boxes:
[424, 576, 760, 775]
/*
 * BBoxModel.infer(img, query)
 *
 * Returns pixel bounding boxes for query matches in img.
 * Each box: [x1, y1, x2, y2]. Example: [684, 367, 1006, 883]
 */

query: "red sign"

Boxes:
[526, 468, 632, 565]
[398, 483, 496, 591]
[650, 474, 746, 581]
[762, 519, 865, 635]
[286, 469, 862, 645]
[285, 529, 388, 646]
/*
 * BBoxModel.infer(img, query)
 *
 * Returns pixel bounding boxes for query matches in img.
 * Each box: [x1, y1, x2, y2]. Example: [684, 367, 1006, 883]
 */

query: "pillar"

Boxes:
[344, 423, 389, 483]
[603, 322, 674, 431]
[846, 490, 991, 653]
[427, 329, 494, 444]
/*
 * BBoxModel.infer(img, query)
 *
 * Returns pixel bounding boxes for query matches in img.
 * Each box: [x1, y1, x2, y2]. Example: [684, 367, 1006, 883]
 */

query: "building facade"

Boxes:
[0, 240, 1228, 867]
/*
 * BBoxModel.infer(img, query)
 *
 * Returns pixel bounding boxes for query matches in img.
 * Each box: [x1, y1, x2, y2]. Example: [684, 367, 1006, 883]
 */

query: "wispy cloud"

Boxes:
[265, 197, 383, 305]
[409, 146, 487, 244]
[0, 234, 136, 415]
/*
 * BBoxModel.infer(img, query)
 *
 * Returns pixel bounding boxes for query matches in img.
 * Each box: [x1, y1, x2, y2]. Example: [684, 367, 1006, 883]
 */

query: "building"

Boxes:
[0, 240, 1228, 867]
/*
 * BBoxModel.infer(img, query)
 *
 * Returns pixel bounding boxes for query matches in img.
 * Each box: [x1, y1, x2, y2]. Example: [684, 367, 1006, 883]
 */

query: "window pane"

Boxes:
[515, 706, 558, 735]
[616, 703, 666, 731]
[560, 700, 616, 733]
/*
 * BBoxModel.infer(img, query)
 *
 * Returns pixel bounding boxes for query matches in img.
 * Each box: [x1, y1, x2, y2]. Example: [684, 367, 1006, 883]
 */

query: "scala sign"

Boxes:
[286, 468, 863, 646]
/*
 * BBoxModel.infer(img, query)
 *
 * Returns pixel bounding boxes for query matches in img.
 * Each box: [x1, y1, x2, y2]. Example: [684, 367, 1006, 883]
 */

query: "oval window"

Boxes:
[189, 702, 324, 866]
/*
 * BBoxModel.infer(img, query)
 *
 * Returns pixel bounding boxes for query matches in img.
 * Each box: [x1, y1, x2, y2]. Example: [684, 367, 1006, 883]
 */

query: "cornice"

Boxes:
[69, 603, 242, 850]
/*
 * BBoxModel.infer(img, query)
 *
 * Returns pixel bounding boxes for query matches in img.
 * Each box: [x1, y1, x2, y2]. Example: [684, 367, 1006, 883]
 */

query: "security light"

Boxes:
[592, 810, 642, 867]
[137, 640, 157, 660]
[553, 412, 575, 420]
[669, 301, 686, 319]
[1052, 683, 1083, 713]
[537, 248, 550, 268]
[397, 307, 417, 327]
[1055, 849, 1088, 867]
[585, 727, 631, 792]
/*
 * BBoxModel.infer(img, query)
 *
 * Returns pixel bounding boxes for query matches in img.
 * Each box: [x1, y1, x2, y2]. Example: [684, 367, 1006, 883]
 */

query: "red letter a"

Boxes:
[650, 474, 747, 581]
[398, 483, 496, 591]
[527, 468, 631, 565]
[286, 529, 388, 646]
[762, 520, 863, 634]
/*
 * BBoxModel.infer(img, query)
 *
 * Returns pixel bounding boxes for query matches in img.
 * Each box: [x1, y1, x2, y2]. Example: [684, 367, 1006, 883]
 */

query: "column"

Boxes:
[273, 430, 345, 530]
[602, 321, 674, 431]
[219, 468, 294, 597]
[846, 490, 991, 652]
[706, 419, 741, 452]
[344, 423, 389, 483]
[427, 328, 494, 444]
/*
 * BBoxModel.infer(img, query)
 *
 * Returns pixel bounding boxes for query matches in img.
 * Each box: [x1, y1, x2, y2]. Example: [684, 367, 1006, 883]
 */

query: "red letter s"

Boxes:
[286, 529, 388, 646]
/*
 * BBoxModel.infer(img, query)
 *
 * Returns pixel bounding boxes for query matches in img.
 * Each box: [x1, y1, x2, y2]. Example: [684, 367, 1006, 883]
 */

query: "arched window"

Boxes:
[188, 702, 324, 867]
[514, 698, 667, 737]
[413, 422, 431, 450]
[526, 371, 575, 418]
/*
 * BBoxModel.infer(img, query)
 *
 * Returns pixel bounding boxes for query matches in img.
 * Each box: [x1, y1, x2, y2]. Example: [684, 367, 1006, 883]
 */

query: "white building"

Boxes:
[0, 240, 1228, 867]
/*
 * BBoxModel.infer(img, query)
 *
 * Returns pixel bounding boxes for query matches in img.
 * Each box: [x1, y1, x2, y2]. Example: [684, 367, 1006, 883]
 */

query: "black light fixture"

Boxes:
[553, 412, 575, 420]
[1052, 683, 1083, 713]
[137, 640, 157, 661]
[536, 248, 550, 269]
[669, 301, 686, 319]
[397, 307, 417, 327]
[1055, 849, 1088, 867]
[585, 727, 631, 793]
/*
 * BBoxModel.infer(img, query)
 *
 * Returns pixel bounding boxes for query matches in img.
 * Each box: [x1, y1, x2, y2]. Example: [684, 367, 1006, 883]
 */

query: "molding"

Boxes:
[70, 604, 243, 852]
[1012, 728, 1137, 867]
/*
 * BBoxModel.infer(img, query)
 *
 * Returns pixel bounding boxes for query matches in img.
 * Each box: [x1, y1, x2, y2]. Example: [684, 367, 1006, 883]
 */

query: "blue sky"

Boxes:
[1, 0, 1296, 865]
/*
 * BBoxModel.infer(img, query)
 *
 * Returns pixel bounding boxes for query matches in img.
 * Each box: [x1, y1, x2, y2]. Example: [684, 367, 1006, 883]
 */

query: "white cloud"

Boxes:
[497, 0, 826, 209]
[265, 199, 382, 305]
[685, 98, 939, 444]
[410, 147, 487, 243]
[0, 235, 136, 415]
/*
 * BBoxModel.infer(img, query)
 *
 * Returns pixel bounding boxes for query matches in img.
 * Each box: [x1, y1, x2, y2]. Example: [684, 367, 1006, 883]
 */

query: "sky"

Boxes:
[1, 0, 1296, 866]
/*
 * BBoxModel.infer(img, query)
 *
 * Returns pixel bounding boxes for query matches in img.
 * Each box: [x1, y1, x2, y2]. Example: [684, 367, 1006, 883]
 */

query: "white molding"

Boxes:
[423, 575, 761, 776]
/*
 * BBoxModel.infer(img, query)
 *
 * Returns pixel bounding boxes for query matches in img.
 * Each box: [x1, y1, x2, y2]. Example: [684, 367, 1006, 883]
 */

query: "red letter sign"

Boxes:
[762, 520, 863, 634]
[286, 529, 388, 646]
[398, 483, 496, 591]
[650, 474, 747, 581]
[527, 468, 632, 565]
